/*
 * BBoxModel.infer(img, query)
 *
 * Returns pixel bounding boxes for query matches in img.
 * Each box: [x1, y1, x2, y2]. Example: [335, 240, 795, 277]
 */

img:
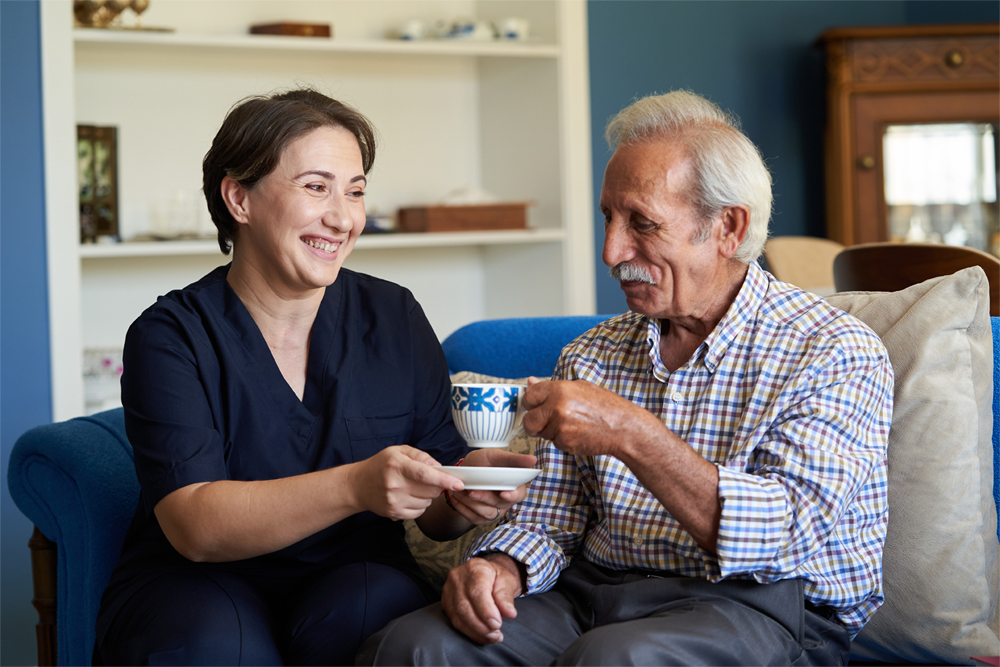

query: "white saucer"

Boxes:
[447, 466, 541, 491]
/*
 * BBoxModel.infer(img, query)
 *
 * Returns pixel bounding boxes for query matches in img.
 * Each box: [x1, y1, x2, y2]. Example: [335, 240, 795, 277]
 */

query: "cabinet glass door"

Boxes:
[883, 122, 999, 257]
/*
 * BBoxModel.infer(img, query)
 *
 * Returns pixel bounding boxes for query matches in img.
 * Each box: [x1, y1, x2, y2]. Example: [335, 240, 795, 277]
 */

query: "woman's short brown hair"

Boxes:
[202, 88, 377, 254]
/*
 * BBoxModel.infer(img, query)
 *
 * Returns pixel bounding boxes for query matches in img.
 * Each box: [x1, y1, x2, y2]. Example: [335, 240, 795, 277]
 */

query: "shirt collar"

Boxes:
[642, 261, 769, 375]
[702, 261, 768, 372]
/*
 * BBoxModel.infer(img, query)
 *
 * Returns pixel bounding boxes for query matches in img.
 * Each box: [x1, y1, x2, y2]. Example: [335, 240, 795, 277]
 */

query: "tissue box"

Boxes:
[397, 203, 529, 233]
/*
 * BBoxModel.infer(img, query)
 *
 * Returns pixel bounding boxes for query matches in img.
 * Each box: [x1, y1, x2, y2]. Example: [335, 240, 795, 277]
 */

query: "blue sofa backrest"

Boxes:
[442, 315, 613, 378]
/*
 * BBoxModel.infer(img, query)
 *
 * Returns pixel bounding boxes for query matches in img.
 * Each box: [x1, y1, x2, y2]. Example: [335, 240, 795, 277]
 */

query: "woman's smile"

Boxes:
[303, 235, 343, 257]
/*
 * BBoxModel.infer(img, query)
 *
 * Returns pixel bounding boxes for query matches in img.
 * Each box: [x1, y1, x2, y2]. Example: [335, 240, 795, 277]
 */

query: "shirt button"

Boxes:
[671, 392, 682, 402]
[633, 537, 644, 545]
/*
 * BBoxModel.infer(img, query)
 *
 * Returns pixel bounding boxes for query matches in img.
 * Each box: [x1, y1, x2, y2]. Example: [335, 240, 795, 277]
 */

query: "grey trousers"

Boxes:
[356, 560, 851, 666]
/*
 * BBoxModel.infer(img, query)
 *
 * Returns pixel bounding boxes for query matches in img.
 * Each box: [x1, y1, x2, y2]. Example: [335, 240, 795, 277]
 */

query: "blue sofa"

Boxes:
[8, 314, 1000, 666]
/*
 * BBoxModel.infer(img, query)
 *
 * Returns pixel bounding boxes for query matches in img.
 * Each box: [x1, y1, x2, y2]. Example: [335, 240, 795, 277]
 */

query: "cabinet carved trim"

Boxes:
[849, 36, 998, 84]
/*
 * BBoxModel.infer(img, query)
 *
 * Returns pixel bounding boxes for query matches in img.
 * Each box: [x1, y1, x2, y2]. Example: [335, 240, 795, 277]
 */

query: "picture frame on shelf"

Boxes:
[77, 124, 119, 243]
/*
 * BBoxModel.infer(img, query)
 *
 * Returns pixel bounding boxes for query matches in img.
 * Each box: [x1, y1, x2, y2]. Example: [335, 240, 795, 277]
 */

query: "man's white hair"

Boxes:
[604, 90, 772, 263]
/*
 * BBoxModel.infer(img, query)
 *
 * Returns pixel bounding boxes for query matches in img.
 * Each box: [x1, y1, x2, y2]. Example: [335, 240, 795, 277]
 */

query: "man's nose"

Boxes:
[602, 217, 634, 268]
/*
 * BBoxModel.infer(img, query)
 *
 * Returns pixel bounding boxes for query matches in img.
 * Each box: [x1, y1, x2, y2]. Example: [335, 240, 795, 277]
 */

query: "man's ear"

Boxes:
[718, 206, 750, 259]
[220, 176, 251, 226]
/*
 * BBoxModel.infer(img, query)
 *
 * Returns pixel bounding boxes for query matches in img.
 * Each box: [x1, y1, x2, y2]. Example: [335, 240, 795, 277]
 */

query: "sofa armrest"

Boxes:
[7, 408, 139, 667]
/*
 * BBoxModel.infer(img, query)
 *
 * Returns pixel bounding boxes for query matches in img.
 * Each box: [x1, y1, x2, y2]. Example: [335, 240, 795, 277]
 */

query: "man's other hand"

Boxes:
[441, 554, 524, 644]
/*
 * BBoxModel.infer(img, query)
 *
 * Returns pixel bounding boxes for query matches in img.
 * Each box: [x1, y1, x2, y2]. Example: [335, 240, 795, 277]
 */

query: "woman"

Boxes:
[93, 88, 535, 666]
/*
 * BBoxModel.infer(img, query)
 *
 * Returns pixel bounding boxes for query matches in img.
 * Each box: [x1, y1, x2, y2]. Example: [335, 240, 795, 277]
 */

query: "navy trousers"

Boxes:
[357, 560, 852, 666]
[95, 561, 431, 666]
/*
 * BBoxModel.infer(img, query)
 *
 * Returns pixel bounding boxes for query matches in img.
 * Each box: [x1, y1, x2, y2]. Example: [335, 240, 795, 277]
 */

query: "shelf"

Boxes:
[73, 28, 560, 58]
[79, 239, 222, 258]
[78, 228, 566, 259]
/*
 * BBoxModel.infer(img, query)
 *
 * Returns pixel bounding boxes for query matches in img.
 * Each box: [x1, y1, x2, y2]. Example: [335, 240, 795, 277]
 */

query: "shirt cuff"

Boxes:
[714, 465, 792, 578]
[467, 524, 569, 595]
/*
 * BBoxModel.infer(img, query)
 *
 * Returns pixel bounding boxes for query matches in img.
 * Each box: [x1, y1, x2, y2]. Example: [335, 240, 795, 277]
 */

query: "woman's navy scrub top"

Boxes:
[97, 264, 468, 629]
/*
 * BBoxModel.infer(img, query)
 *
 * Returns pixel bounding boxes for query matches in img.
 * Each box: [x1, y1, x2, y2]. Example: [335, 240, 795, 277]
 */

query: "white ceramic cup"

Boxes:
[450, 383, 526, 447]
[399, 19, 427, 40]
[498, 17, 530, 41]
[448, 18, 495, 41]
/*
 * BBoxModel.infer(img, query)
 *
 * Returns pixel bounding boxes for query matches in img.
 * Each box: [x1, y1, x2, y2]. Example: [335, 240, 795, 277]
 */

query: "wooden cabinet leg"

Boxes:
[29, 526, 57, 666]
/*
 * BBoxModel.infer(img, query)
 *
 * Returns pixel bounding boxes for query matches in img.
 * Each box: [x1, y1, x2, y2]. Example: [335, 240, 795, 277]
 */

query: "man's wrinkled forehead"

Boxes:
[601, 139, 695, 204]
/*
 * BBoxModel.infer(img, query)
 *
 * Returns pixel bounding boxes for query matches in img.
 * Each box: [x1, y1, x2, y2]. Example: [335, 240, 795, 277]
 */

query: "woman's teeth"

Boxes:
[305, 239, 337, 253]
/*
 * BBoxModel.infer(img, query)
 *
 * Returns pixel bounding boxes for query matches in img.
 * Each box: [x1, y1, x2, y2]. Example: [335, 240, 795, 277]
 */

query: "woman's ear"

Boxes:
[220, 176, 251, 226]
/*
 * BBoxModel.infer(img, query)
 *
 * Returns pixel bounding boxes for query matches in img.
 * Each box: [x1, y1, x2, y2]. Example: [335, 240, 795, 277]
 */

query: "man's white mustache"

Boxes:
[610, 262, 655, 284]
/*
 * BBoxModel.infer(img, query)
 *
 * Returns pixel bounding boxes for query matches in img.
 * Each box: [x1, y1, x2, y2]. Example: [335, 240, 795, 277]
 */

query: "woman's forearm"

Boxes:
[155, 445, 465, 562]
[155, 464, 364, 562]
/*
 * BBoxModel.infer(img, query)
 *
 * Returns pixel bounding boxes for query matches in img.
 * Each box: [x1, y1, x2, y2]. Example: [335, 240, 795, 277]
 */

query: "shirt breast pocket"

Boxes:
[345, 412, 415, 462]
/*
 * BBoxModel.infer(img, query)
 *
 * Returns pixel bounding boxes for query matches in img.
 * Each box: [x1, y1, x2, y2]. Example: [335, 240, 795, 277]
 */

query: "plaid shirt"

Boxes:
[469, 262, 892, 637]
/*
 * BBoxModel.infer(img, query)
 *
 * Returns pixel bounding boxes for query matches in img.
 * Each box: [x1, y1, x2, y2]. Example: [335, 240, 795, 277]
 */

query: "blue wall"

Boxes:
[1, 2, 53, 665]
[906, 0, 1000, 24]
[588, 0, 1000, 314]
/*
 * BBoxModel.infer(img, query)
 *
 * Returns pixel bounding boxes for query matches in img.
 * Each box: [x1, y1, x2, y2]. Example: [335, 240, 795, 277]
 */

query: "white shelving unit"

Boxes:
[40, 0, 595, 420]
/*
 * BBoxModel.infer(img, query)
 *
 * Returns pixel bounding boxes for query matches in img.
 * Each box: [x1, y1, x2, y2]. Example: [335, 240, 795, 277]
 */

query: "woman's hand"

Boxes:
[444, 448, 537, 526]
[350, 445, 464, 521]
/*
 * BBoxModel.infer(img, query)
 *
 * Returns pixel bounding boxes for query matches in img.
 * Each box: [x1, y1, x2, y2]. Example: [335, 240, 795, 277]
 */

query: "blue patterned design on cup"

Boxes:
[450, 383, 525, 447]
[451, 386, 519, 413]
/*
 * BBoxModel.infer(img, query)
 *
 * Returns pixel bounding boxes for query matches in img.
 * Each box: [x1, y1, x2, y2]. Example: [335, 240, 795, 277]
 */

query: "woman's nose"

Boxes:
[602, 217, 634, 268]
[323, 196, 355, 232]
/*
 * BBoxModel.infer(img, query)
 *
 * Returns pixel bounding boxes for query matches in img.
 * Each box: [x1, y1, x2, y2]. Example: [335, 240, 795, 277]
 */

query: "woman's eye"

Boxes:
[348, 190, 366, 199]
[306, 183, 326, 192]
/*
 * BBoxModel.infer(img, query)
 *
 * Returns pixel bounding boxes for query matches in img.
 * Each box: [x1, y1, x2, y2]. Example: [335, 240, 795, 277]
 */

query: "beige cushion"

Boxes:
[405, 372, 538, 589]
[826, 266, 998, 663]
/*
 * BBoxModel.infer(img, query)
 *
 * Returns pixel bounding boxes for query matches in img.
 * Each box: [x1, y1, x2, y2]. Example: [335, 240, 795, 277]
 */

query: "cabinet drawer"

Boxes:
[847, 34, 998, 84]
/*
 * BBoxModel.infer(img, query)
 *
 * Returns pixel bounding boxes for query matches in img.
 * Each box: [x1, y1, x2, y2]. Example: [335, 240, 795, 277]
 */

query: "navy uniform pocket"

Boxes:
[345, 412, 415, 462]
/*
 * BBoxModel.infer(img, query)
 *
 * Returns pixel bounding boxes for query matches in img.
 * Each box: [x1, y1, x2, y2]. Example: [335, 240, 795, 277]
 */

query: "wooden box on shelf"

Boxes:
[397, 203, 530, 233]
[249, 22, 331, 38]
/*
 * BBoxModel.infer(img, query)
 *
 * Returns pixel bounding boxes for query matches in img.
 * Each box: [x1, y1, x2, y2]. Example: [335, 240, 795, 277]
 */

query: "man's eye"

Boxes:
[631, 217, 657, 233]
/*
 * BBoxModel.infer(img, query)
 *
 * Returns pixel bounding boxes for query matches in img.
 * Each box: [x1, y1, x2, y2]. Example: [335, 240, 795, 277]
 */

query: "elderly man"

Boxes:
[359, 90, 893, 666]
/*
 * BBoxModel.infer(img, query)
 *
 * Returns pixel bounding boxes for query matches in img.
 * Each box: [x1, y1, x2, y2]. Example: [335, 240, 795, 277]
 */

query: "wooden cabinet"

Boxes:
[818, 24, 999, 253]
